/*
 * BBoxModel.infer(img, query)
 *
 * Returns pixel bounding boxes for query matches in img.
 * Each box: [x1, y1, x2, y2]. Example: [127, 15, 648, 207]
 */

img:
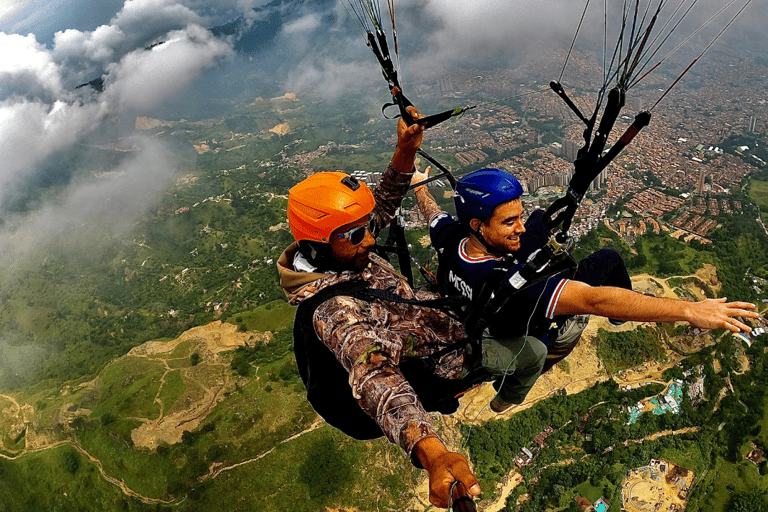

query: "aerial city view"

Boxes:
[1, 0, 768, 511]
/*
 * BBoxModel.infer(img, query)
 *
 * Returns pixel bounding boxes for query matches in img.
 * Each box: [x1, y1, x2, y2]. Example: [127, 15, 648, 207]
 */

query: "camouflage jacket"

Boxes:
[278, 163, 468, 457]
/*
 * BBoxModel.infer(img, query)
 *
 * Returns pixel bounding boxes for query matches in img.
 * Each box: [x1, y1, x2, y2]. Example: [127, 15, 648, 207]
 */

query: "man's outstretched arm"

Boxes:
[555, 280, 759, 332]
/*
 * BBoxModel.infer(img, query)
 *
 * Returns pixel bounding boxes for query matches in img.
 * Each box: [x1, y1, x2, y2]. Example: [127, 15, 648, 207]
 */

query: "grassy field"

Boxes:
[658, 444, 709, 475]
[595, 327, 668, 375]
[226, 299, 296, 332]
[696, 457, 766, 512]
[88, 358, 165, 420]
[749, 179, 768, 210]
[573, 478, 609, 503]
[190, 426, 420, 512]
[0, 445, 153, 512]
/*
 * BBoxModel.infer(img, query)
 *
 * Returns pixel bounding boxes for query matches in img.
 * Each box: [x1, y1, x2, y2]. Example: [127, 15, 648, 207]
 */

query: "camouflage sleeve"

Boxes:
[312, 294, 439, 457]
[368, 162, 414, 238]
[414, 185, 444, 224]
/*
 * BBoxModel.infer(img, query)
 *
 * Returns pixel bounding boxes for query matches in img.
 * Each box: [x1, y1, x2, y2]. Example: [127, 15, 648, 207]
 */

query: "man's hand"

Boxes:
[391, 104, 425, 175]
[685, 298, 759, 332]
[411, 163, 431, 189]
[396, 103, 425, 154]
[413, 437, 481, 509]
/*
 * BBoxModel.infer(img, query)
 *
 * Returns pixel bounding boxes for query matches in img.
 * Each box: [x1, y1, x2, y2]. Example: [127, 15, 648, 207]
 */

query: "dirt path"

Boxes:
[207, 418, 324, 479]
[70, 441, 178, 505]
[0, 393, 21, 412]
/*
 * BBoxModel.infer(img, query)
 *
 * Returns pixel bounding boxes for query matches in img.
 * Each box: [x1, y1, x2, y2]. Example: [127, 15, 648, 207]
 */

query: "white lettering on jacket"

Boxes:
[448, 270, 473, 300]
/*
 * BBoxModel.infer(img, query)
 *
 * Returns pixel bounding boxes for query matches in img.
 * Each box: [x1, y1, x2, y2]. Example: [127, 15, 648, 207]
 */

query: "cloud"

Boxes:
[51, 0, 205, 85]
[112, 0, 203, 42]
[0, 136, 176, 272]
[53, 24, 126, 68]
[103, 24, 233, 113]
[0, 99, 105, 191]
[0, 32, 63, 99]
[0, 0, 34, 29]
[0, 20, 232, 194]
[285, 57, 379, 100]
[0, 0, 235, 284]
[283, 12, 323, 35]
[236, 0, 274, 20]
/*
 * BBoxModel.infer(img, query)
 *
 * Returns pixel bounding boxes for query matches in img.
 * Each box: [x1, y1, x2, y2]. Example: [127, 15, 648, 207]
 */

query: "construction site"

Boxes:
[621, 459, 695, 512]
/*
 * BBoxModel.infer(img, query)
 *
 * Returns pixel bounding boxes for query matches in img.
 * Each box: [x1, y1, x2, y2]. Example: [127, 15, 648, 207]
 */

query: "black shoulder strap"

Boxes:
[356, 287, 468, 321]
[463, 254, 578, 341]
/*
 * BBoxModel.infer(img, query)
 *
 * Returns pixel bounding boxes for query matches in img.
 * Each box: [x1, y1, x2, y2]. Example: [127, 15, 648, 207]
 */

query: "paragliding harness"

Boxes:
[293, 280, 491, 442]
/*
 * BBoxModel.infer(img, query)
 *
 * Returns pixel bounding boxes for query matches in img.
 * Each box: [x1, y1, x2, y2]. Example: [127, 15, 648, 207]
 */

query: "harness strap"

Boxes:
[354, 287, 480, 374]
[463, 252, 578, 342]
[357, 287, 468, 321]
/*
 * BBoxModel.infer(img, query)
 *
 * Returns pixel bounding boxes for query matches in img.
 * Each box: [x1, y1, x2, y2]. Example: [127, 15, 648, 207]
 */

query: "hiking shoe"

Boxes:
[490, 395, 517, 414]
[552, 315, 589, 348]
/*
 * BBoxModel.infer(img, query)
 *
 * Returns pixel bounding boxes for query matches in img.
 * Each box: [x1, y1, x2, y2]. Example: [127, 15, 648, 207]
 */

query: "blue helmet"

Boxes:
[454, 168, 524, 221]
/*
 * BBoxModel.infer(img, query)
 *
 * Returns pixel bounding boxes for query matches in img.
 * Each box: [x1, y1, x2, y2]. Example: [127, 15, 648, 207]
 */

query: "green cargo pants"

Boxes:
[482, 334, 548, 407]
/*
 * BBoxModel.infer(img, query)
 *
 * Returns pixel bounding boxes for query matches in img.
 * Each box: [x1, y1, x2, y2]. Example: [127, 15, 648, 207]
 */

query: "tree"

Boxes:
[729, 492, 768, 512]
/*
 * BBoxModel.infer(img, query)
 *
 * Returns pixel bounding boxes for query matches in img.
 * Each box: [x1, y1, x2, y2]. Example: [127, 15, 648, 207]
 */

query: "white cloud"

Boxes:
[53, 24, 125, 65]
[0, 99, 105, 189]
[0, 1, 235, 265]
[0, 0, 236, 191]
[103, 24, 233, 113]
[0, 32, 63, 98]
[409, 0, 592, 70]
[50, 0, 205, 85]
[284, 12, 323, 35]
[0, 0, 34, 29]
[112, 0, 203, 41]
[236, 0, 273, 20]
[285, 57, 378, 100]
[0, 136, 176, 269]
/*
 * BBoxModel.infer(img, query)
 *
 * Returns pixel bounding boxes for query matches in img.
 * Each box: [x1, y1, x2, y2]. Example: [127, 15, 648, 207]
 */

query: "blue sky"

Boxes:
[0, 0, 127, 44]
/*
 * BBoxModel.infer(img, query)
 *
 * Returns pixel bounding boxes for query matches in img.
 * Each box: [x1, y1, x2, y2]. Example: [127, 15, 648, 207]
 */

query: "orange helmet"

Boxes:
[287, 172, 376, 243]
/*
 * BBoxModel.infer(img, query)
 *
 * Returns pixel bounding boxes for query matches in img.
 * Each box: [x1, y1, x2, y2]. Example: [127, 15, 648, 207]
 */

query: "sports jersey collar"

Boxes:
[459, 237, 504, 263]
